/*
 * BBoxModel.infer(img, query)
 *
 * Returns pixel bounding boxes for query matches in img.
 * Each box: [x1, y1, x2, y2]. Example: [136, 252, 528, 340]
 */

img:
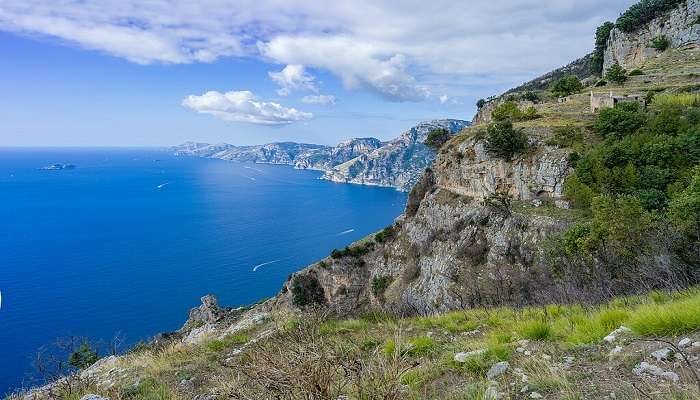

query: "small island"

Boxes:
[39, 163, 76, 170]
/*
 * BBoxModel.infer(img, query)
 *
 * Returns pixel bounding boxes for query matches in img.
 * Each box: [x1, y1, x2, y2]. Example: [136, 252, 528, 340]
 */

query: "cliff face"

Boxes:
[322, 120, 471, 191]
[276, 123, 576, 316]
[603, 0, 700, 70]
[174, 119, 470, 191]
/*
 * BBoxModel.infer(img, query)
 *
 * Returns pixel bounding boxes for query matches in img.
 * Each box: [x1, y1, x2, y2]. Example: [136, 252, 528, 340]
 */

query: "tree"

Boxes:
[550, 75, 583, 97]
[477, 99, 487, 109]
[592, 22, 615, 74]
[605, 63, 628, 84]
[484, 120, 528, 159]
[594, 102, 646, 138]
[491, 101, 523, 121]
[68, 341, 99, 369]
[650, 35, 670, 51]
[424, 128, 452, 149]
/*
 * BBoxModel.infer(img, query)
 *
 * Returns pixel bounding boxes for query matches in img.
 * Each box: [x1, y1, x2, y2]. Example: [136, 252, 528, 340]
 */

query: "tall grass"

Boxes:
[652, 92, 700, 107]
[628, 293, 700, 336]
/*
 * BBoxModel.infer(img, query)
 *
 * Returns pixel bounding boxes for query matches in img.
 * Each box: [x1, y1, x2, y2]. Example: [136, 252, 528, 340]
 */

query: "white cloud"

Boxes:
[0, 0, 637, 98]
[181, 90, 312, 125]
[439, 95, 449, 104]
[302, 94, 336, 105]
[268, 64, 317, 96]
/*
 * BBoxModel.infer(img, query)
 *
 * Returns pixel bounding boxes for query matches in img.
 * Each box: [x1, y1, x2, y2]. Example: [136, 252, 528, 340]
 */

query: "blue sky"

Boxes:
[0, 1, 635, 146]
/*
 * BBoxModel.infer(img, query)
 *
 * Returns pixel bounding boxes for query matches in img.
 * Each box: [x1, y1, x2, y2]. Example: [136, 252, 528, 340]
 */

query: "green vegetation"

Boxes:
[484, 120, 528, 159]
[592, 21, 615, 74]
[518, 320, 553, 341]
[374, 224, 396, 243]
[491, 101, 541, 122]
[651, 35, 670, 51]
[605, 63, 628, 84]
[425, 128, 452, 149]
[628, 68, 644, 76]
[550, 75, 583, 97]
[371, 275, 393, 298]
[330, 241, 374, 259]
[616, 0, 685, 33]
[628, 292, 700, 335]
[653, 92, 700, 107]
[545, 125, 585, 148]
[291, 274, 325, 308]
[68, 341, 99, 369]
[476, 98, 487, 109]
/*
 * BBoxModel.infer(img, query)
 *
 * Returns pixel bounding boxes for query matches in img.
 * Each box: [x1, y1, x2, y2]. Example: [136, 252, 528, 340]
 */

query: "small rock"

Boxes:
[531, 199, 543, 207]
[454, 349, 487, 362]
[524, 350, 532, 356]
[462, 329, 480, 336]
[678, 338, 692, 348]
[530, 392, 543, 399]
[80, 396, 108, 400]
[517, 339, 530, 346]
[486, 361, 510, 379]
[603, 326, 631, 343]
[520, 385, 530, 393]
[650, 347, 673, 361]
[516, 347, 525, 353]
[632, 362, 679, 382]
[426, 331, 434, 337]
[609, 346, 623, 357]
[542, 354, 551, 361]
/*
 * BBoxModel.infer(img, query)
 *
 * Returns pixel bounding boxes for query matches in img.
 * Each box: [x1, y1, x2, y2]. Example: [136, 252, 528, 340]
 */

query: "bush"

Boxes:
[491, 101, 522, 121]
[520, 91, 541, 103]
[477, 98, 486, 109]
[330, 242, 374, 259]
[545, 125, 584, 148]
[291, 274, 325, 308]
[484, 120, 528, 159]
[616, 0, 684, 33]
[595, 79, 608, 87]
[605, 63, 628, 84]
[68, 341, 99, 369]
[650, 35, 670, 51]
[522, 106, 541, 120]
[371, 275, 393, 299]
[550, 75, 584, 97]
[374, 225, 396, 243]
[563, 175, 594, 208]
[628, 68, 644, 76]
[424, 128, 452, 149]
[594, 102, 646, 138]
[592, 22, 615, 74]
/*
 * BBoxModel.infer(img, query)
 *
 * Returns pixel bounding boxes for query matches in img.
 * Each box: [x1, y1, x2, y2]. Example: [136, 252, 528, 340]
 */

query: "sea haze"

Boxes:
[0, 148, 407, 394]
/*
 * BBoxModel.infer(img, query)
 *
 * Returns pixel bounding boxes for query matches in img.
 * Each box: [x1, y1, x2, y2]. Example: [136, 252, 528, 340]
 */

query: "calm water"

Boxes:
[0, 148, 407, 394]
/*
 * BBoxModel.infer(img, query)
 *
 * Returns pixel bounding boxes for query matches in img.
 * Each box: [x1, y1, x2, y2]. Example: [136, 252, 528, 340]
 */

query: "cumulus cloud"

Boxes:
[439, 95, 449, 104]
[302, 94, 336, 105]
[181, 90, 312, 125]
[268, 64, 317, 96]
[0, 0, 636, 97]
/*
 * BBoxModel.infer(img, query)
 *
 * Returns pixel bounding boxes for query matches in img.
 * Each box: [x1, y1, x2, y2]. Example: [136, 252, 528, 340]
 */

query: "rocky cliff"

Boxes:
[603, 0, 700, 70]
[173, 119, 470, 191]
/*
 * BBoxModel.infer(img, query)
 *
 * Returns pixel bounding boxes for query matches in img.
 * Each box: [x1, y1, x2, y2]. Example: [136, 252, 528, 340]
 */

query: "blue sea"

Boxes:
[0, 148, 407, 394]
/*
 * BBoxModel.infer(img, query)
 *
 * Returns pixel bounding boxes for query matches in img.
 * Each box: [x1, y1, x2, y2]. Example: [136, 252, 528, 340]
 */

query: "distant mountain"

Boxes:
[173, 119, 470, 191]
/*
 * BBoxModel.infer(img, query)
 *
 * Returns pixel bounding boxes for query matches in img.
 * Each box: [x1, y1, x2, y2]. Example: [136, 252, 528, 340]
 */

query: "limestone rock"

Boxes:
[651, 347, 673, 361]
[454, 349, 487, 362]
[678, 338, 692, 348]
[80, 395, 109, 400]
[632, 362, 679, 382]
[188, 295, 224, 326]
[486, 361, 510, 379]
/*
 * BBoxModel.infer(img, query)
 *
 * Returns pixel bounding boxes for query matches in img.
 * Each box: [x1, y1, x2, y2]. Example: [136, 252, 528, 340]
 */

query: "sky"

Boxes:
[0, 0, 636, 147]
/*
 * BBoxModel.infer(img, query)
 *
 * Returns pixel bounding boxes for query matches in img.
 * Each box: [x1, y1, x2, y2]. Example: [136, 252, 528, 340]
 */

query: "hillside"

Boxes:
[173, 119, 470, 191]
[13, 1, 700, 399]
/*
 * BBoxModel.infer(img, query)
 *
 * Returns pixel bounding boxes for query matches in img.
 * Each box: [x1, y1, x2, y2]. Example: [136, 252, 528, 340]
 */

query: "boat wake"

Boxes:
[336, 229, 355, 236]
[157, 182, 169, 189]
[252, 259, 282, 272]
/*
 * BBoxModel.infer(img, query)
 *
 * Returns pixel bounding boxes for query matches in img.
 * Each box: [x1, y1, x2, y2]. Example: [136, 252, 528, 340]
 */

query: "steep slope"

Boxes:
[322, 119, 471, 191]
[173, 119, 470, 191]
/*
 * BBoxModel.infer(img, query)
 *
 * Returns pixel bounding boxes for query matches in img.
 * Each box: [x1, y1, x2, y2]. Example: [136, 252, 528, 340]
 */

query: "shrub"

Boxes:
[424, 128, 452, 149]
[491, 101, 523, 121]
[68, 341, 99, 369]
[592, 22, 615, 74]
[594, 101, 646, 138]
[628, 68, 644, 76]
[477, 98, 487, 109]
[520, 91, 541, 103]
[605, 63, 628, 84]
[330, 242, 374, 259]
[291, 274, 325, 308]
[595, 79, 608, 87]
[650, 35, 670, 51]
[374, 225, 396, 243]
[563, 175, 594, 208]
[545, 125, 584, 148]
[550, 75, 584, 97]
[371, 276, 393, 299]
[518, 320, 553, 341]
[522, 106, 541, 120]
[616, 0, 684, 33]
[484, 120, 528, 159]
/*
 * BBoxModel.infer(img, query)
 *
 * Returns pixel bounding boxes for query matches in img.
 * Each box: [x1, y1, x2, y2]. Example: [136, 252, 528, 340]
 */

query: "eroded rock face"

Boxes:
[603, 0, 700, 70]
[188, 294, 225, 325]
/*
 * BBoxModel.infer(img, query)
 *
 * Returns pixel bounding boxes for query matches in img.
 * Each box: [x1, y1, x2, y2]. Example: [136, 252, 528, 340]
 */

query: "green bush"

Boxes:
[605, 63, 628, 84]
[518, 320, 553, 341]
[425, 128, 452, 149]
[595, 79, 608, 87]
[491, 101, 523, 121]
[628, 69, 644, 76]
[477, 98, 487, 109]
[550, 75, 584, 97]
[484, 120, 528, 159]
[374, 225, 396, 243]
[563, 175, 594, 208]
[291, 274, 325, 308]
[371, 275, 393, 298]
[616, 0, 684, 33]
[68, 341, 99, 369]
[594, 102, 646, 138]
[330, 241, 374, 259]
[650, 35, 670, 51]
[592, 22, 615, 74]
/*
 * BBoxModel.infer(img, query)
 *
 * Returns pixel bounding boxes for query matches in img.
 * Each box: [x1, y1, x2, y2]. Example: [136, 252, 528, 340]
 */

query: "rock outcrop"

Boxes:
[173, 119, 470, 191]
[603, 0, 700, 70]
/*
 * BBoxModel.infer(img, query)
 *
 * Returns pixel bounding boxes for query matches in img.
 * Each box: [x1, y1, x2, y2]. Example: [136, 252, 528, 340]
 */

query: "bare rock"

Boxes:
[651, 347, 673, 362]
[487, 361, 510, 379]
[632, 362, 679, 382]
[454, 349, 487, 362]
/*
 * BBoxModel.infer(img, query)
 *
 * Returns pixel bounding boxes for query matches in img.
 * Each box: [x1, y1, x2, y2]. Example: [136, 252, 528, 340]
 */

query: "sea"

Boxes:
[0, 147, 407, 394]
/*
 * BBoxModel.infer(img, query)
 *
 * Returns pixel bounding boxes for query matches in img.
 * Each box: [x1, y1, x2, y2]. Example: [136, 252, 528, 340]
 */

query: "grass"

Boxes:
[519, 320, 554, 341]
[628, 293, 700, 336]
[652, 92, 700, 107]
